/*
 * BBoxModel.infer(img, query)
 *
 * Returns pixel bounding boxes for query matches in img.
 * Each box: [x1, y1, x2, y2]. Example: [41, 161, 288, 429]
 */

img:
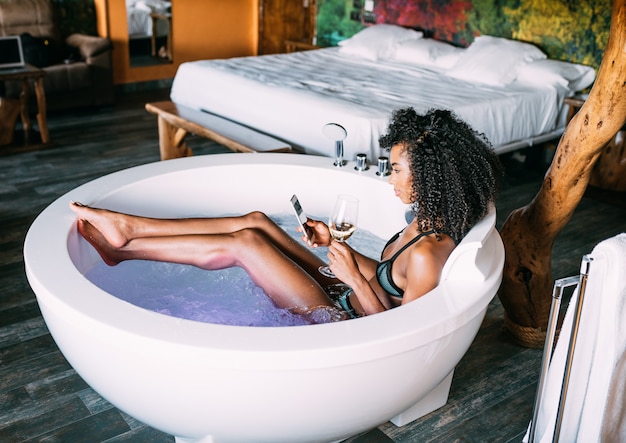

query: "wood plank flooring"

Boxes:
[1, 89, 625, 443]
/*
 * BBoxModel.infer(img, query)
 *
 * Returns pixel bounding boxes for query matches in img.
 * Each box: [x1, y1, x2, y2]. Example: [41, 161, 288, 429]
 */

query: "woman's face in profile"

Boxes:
[389, 144, 414, 205]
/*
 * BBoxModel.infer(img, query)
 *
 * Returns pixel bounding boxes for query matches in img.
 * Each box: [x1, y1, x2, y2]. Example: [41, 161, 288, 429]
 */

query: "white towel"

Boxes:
[525, 233, 626, 443]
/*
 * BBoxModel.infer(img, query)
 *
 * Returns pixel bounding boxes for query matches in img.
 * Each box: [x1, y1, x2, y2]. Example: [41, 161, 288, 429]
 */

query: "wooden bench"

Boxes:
[145, 101, 292, 160]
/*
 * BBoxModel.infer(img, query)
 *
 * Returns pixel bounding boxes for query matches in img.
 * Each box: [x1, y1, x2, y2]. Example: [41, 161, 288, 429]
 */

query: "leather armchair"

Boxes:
[0, 0, 115, 112]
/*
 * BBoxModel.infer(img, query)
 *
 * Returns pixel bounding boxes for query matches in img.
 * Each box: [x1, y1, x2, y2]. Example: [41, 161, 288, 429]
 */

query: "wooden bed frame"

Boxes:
[145, 101, 292, 160]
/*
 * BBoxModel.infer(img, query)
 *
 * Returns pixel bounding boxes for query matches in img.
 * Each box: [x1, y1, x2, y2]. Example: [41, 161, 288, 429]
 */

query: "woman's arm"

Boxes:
[400, 250, 441, 304]
[299, 218, 331, 247]
[327, 241, 391, 314]
[400, 239, 454, 304]
[299, 219, 381, 277]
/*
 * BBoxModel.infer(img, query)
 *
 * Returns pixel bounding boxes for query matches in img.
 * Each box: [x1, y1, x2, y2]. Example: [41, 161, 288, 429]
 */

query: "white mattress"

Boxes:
[127, 1, 170, 37]
[170, 47, 572, 160]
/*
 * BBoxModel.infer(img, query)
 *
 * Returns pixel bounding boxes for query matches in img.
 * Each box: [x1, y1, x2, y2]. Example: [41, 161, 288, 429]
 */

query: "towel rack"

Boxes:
[528, 255, 593, 443]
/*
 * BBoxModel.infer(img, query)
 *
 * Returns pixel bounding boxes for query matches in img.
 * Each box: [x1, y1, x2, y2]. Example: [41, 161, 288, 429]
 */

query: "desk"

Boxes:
[150, 12, 172, 61]
[284, 40, 320, 53]
[0, 64, 50, 145]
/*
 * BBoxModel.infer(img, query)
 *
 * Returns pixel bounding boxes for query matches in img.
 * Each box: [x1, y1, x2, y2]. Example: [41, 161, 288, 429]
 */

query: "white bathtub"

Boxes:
[24, 153, 504, 443]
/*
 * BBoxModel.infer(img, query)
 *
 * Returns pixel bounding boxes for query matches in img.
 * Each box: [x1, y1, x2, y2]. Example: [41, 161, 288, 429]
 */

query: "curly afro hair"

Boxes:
[379, 107, 503, 244]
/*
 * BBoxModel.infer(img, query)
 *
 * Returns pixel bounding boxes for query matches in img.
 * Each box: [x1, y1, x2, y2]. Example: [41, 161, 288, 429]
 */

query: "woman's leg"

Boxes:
[71, 202, 276, 246]
[78, 219, 336, 313]
[70, 202, 332, 284]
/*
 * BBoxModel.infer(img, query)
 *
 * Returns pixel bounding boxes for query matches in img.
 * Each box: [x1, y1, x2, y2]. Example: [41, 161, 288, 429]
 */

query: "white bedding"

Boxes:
[170, 47, 578, 160]
[126, 0, 170, 38]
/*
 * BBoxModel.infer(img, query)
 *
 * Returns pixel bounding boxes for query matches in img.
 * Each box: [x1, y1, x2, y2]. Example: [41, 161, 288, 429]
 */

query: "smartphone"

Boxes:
[290, 194, 311, 241]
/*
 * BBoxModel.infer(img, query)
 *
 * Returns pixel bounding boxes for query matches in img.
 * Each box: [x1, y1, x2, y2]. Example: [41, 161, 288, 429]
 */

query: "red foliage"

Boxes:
[373, 0, 472, 42]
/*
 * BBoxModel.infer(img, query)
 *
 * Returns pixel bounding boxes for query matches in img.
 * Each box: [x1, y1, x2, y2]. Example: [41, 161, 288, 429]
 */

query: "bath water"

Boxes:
[84, 214, 386, 327]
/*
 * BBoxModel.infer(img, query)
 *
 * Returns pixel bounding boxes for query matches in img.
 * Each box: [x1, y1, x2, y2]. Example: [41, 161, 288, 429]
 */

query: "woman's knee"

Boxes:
[243, 211, 272, 227]
[234, 226, 267, 246]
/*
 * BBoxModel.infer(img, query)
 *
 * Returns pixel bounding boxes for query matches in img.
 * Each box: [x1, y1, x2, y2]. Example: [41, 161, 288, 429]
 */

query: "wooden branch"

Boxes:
[589, 129, 626, 191]
[498, 0, 626, 347]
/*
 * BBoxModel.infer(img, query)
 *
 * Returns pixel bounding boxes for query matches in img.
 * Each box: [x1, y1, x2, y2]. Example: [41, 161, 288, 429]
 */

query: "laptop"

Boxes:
[0, 35, 25, 69]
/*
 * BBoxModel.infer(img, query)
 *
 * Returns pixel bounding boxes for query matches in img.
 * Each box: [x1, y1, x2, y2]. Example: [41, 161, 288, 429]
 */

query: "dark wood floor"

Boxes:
[1, 89, 624, 443]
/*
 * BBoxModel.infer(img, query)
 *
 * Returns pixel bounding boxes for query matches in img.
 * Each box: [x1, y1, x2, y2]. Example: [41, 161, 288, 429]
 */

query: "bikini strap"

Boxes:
[386, 229, 435, 261]
[381, 229, 402, 254]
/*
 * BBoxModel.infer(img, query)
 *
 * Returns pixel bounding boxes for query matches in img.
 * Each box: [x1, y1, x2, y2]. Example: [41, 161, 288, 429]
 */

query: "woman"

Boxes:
[70, 108, 502, 321]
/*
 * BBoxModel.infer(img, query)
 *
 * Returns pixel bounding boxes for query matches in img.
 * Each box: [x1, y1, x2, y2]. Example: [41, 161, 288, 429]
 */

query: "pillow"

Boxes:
[338, 24, 423, 61]
[392, 38, 464, 69]
[516, 59, 596, 91]
[447, 35, 547, 86]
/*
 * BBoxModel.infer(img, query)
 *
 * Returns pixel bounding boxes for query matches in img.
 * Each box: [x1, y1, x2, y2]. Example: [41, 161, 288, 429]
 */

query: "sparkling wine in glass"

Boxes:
[318, 194, 359, 278]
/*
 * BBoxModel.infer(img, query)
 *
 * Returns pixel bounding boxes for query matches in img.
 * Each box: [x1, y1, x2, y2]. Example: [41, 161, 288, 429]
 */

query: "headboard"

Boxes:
[317, 0, 610, 70]
[371, 0, 610, 68]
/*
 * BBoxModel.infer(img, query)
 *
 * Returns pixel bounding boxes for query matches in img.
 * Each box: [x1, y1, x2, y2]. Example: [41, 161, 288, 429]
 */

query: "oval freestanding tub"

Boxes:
[24, 153, 504, 443]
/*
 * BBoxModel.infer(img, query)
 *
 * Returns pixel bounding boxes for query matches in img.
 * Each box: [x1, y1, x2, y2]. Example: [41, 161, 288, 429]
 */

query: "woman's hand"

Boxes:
[327, 240, 359, 283]
[297, 218, 332, 247]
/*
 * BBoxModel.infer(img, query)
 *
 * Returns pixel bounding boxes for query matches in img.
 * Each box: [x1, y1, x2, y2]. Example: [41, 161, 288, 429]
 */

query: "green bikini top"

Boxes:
[375, 229, 435, 298]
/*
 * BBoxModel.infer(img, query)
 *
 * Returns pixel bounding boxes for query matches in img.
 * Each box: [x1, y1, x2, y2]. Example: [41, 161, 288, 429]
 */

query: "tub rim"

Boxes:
[24, 153, 501, 370]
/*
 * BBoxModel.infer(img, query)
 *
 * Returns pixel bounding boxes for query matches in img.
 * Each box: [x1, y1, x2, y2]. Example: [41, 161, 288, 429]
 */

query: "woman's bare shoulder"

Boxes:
[407, 234, 455, 275]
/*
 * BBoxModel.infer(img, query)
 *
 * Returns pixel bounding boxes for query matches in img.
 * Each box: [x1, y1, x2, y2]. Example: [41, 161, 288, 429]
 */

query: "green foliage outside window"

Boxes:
[317, 0, 365, 47]
[317, 0, 611, 69]
[503, 0, 609, 67]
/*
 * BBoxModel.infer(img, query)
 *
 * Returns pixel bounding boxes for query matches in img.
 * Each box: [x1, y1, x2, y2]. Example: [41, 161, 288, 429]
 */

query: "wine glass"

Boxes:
[318, 194, 359, 278]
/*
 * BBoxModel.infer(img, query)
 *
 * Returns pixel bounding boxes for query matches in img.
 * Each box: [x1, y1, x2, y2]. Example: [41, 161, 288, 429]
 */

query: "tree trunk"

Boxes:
[498, 0, 626, 348]
[589, 128, 626, 191]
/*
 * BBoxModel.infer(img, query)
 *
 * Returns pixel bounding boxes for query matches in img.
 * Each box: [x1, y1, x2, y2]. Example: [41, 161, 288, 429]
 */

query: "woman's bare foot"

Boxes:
[77, 219, 123, 266]
[69, 201, 131, 248]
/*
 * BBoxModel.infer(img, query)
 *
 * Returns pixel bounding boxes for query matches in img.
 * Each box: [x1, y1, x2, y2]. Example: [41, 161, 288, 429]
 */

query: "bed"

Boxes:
[126, 0, 171, 39]
[169, 25, 596, 160]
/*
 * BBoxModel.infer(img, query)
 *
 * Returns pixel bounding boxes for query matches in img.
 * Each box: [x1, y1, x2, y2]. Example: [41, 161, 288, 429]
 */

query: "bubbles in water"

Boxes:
[84, 214, 384, 327]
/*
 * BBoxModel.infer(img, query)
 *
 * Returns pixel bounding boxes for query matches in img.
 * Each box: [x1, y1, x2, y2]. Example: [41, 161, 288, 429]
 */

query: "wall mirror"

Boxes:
[125, 0, 173, 67]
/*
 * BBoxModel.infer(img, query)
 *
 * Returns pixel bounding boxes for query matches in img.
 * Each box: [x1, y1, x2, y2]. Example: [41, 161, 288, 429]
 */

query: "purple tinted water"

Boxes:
[83, 214, 385, 327]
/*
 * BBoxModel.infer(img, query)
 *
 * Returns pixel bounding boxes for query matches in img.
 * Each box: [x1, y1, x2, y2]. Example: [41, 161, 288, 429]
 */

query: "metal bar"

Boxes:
[529, 274, 580, 442]
[553, 255, 593, 442]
